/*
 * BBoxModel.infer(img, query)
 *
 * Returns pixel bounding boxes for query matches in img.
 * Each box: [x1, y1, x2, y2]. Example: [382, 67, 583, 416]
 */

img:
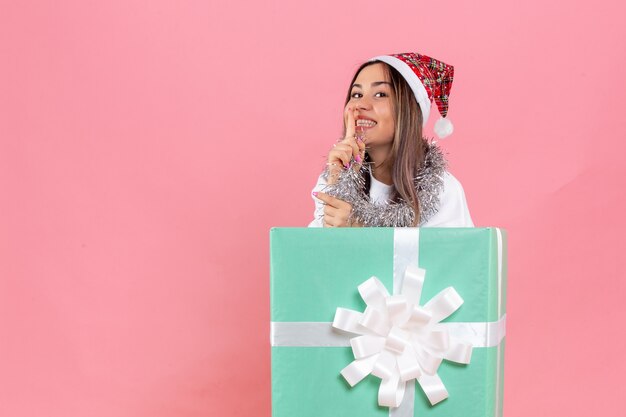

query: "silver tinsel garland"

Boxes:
[322, 140, 447, 227]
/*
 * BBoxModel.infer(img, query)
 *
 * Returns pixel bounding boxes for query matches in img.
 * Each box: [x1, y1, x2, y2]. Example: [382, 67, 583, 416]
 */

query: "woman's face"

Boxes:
[345, 63, 395, 146]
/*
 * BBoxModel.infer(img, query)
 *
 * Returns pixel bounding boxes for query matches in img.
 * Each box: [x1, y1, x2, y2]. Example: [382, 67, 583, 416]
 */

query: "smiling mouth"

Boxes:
[356, 119, 377, 128]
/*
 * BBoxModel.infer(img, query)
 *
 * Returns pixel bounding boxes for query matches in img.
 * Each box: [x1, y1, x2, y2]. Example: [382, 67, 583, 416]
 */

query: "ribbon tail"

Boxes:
[340, 354, 379, 387]
[390, 379, 415, 417]
[378, 375, 406, 408]
[418, 373, 448, 405]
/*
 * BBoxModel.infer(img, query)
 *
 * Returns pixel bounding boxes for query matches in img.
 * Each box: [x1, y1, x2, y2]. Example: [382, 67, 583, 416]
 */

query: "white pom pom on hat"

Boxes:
[434, 117, 454, 139]
[369, 52, 455, 139]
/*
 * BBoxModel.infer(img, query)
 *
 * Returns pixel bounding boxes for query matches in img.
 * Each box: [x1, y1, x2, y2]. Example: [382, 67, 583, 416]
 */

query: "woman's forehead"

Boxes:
[354, 63, 390, 85]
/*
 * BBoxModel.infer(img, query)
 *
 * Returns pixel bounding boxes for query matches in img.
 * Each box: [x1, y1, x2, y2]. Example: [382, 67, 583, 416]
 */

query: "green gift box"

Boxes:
[270, 228, 507, 417]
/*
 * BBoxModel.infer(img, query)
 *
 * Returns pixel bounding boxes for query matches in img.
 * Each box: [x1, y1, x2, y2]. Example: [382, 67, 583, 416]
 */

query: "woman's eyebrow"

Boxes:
[352, 81, 392, 88]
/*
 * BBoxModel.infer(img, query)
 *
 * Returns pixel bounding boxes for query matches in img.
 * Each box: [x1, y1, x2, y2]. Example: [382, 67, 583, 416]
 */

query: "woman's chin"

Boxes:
[364, 137, 393, 148]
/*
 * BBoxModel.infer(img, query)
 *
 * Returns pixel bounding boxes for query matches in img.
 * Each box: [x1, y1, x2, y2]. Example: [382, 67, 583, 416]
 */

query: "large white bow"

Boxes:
[332, 265, 473, 408]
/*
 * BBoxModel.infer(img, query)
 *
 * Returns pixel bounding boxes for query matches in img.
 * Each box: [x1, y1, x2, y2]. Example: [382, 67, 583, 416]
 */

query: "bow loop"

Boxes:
[360, 306, 390, 336]
[333, 307, 370, 335]
[350, 335, 385, 359]
[401, 265, 425, 305]
[386, 295, 409, 326]
[423, 287, 464, 322]
[358, 277, 389, 309]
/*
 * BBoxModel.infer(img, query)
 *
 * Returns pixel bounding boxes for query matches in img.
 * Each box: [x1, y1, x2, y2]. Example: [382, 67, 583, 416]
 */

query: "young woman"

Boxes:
[309, 52, 473, 228]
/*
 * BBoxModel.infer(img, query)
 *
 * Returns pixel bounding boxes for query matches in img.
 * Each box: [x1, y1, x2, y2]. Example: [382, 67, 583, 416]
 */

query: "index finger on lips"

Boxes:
[341, 115, 360, 160]
[345, 106, 356, 140]
[349, 108, 366, 161]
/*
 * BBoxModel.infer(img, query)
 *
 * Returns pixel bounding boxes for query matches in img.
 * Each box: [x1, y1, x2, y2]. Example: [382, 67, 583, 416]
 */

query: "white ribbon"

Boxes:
[333, 265, 472, 408]
[270, 317, 505, 348]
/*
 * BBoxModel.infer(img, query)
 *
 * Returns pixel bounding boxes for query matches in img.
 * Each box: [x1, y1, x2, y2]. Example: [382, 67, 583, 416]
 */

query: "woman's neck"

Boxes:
[367, 145, 393, 185]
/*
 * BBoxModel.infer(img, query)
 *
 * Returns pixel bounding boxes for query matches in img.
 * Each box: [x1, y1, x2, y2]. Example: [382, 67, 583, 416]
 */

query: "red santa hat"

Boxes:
[370, 52, 455, 138]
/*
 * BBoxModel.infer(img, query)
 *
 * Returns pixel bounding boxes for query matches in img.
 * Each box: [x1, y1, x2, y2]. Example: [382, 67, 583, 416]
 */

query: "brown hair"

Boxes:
[343, 61, 425, 225]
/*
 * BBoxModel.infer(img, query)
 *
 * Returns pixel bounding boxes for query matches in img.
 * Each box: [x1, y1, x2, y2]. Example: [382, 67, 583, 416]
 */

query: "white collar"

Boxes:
[368, 167, 393, 204]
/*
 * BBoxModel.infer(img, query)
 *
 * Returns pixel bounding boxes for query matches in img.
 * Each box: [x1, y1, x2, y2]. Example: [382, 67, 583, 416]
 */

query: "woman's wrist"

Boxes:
[323, 163, 341, 185]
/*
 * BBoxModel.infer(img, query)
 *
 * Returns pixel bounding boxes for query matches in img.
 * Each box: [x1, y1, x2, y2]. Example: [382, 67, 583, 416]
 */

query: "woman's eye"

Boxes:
[350, 91, 388, 99]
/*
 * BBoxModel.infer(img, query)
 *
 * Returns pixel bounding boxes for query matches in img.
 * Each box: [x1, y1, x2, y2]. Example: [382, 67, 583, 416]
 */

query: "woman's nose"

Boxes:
[356, 97, 372, 110]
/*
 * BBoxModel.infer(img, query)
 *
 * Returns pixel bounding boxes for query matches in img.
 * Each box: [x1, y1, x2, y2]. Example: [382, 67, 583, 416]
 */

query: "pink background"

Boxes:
[1, 1, 625, 416]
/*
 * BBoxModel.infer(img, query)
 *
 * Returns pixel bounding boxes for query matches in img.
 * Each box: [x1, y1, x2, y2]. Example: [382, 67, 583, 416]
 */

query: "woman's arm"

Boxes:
[308, 107, 365, 227]
[308, 173, 327, 227]
[423, 172, 474, 227]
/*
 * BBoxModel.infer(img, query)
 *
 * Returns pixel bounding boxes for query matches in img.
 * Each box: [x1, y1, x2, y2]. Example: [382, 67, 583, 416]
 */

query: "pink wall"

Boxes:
[1, 1, 625, 416]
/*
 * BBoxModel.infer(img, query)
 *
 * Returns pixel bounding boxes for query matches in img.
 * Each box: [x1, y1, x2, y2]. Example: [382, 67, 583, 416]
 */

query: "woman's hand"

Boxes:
[313, 192, 361, 227]
[326, 107, 366, 185]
